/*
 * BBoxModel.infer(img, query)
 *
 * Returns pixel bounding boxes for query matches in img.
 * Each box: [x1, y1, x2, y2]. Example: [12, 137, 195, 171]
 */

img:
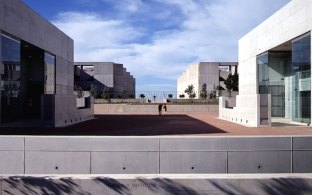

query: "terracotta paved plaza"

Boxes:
[1, 112, 312, 136]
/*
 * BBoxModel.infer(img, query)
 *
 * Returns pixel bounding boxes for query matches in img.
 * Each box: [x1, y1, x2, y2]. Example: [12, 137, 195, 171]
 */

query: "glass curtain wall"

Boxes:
[291, 34, 311, 123]
[1, 34, 21, 123]
[258, 33, 311, 124]
[258, 52, 291, 117]
[1, 33, 57, 124]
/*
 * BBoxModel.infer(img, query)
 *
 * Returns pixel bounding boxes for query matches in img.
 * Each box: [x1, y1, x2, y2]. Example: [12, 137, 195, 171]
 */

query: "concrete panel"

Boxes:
[3, 0, 30, 41]
[25, 137, 158, 151]
[0, 137, 24, 150]
[293, 137, 312, 150]
[53, 31, 64, 59]
[160, 137, 291, 151]
[25, 151, 90, 174]
[293, 151, 312, 173]
[91, 152, 158, 174]
[0, 151, 24, 174]
[228, 151, 291, 173]
[28, 10, 46, 49]
[160, 152, 226, 173]
[0, 0, 4, 29]
[67, 37, 74, 62]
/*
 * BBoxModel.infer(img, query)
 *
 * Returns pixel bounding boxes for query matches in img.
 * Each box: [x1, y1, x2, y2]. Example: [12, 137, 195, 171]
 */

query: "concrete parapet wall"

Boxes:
[94, 104, 218, 114]
[1, 136, 312, 174]
[95, 98, 148, 104]
[219, 95, 260, 127]
[42, 95, 94, 127]
[1, 174, 312, 195]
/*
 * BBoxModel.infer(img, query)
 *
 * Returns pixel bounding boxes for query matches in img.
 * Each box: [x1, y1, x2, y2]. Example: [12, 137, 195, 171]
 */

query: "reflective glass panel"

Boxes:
[291, 34, 311, 123]
[44, 53, 55, 94]
[1, 34, 21, 122]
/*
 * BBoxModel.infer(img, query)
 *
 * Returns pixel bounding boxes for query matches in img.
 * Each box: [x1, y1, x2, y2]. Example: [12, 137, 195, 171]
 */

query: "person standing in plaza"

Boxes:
[163, 104, 167, 114]
[158, 104, 162, 115]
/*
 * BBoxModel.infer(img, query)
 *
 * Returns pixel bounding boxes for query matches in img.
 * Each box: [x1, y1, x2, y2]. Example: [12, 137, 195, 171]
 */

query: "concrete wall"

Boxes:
[221, 0, 312, 126]
[198, 62, 220, 94]
[74, 62, 135, 97]
[177, 64, 199, 98]
[41, 94, 94, 127]
[0, 0, 74, 94]
[94, 104, 219, 114]
[0, 0, 89, 127]
[1, 136, 312, 174]
[2, 174, 312, 195]
[177, 62, 238, 99]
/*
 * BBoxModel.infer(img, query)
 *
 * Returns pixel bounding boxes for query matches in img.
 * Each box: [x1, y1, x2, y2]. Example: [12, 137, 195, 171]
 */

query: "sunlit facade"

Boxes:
[220, 0, 312, 126]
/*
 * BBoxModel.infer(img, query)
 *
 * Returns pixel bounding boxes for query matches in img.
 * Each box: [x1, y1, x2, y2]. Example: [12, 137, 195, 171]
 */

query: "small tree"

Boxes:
[209, 85, 217, 99]
[101, 88, 110, 99]
[224, 73, 239, 97]
[185, 84, 196, 99]
[139, 94, 145, 99]
[179, 94, 185, 99]
[217, 85, 222, 97]
[153, 95, 156, 101]
[75, 85, 84, 98]
[232, 73, 239, 91]
[89, 84, 98, 98]
[168, 94, 173, 99]
[200, 84, 208, 99]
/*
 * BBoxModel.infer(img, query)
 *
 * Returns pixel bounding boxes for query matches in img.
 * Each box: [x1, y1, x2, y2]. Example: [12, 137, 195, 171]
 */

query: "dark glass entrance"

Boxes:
[1, 34, 21, 123]
[1, 33, 56, 124]
[21, 41, 45, 119]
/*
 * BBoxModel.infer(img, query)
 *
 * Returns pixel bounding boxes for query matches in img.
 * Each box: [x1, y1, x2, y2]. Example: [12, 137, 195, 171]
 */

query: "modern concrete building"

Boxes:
[74, 62, 135, 98]
[0, 0, 93, 127]
[220, 0, 312, 127]
[177, 62, 238, 98]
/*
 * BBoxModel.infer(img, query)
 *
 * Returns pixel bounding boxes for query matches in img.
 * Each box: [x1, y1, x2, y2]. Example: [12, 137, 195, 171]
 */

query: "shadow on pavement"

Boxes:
[0, 114, 225, 136]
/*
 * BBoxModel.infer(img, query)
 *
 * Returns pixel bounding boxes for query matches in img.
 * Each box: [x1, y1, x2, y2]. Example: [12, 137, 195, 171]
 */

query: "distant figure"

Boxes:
[163, 104, 167, 114]
[158, 104, 162, 115]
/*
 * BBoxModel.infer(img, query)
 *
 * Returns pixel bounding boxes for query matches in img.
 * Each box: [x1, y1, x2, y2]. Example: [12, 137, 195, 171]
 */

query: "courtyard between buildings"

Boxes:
[0, 104, 311, 136]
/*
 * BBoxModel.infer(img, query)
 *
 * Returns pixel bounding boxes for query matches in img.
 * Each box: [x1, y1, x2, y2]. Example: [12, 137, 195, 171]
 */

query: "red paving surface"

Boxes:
[1, 112, 312, 136]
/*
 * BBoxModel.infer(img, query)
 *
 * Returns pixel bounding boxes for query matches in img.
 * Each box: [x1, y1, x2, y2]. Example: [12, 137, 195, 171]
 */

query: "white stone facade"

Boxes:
[220, 0, 312, 127]
[177, 62, 238, 99]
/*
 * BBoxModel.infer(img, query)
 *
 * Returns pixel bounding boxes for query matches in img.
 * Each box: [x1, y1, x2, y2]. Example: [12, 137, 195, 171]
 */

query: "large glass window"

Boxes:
[291, 34, 311, 123]
[44, 53, 55, 94]
[1, 34, 21, 122]
[257, 52, 291, 117]
[258, 33, 311, 124]
[258, 52, 269, 94]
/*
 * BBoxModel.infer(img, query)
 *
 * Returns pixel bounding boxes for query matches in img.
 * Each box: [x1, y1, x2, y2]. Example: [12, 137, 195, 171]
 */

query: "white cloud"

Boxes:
[52, 0, 289, 91]
[101, 0, 143, 13]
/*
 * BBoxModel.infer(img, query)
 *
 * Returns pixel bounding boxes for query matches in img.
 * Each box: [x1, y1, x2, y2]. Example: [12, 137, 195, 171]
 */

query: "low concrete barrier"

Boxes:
[94, 104, 219, 114]
[2, 174, 312, 195]
[1, 136, 312, 174]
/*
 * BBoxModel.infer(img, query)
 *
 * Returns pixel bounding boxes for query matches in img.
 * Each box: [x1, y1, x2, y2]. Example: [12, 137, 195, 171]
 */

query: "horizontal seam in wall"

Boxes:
[159, 150, 292, 152]
[24, 150, 160, 152]
[22, 150, 294, 152]
[0, 150, 24, 151]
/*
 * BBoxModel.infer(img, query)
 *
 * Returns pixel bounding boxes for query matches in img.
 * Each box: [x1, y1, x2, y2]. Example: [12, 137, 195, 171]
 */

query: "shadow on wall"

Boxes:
[0, 114, 226, 136]
[209, 178, 312, 195]
[3, 177, 312, 194]
[3, 177, 89, 195]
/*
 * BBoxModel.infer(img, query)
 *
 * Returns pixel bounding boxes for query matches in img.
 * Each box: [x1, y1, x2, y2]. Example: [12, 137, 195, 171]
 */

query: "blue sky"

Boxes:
[22, 0, 289, 92]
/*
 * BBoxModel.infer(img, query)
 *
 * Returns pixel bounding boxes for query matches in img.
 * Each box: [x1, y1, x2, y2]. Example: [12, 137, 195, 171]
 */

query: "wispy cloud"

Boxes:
[52, 0, 289, 91]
